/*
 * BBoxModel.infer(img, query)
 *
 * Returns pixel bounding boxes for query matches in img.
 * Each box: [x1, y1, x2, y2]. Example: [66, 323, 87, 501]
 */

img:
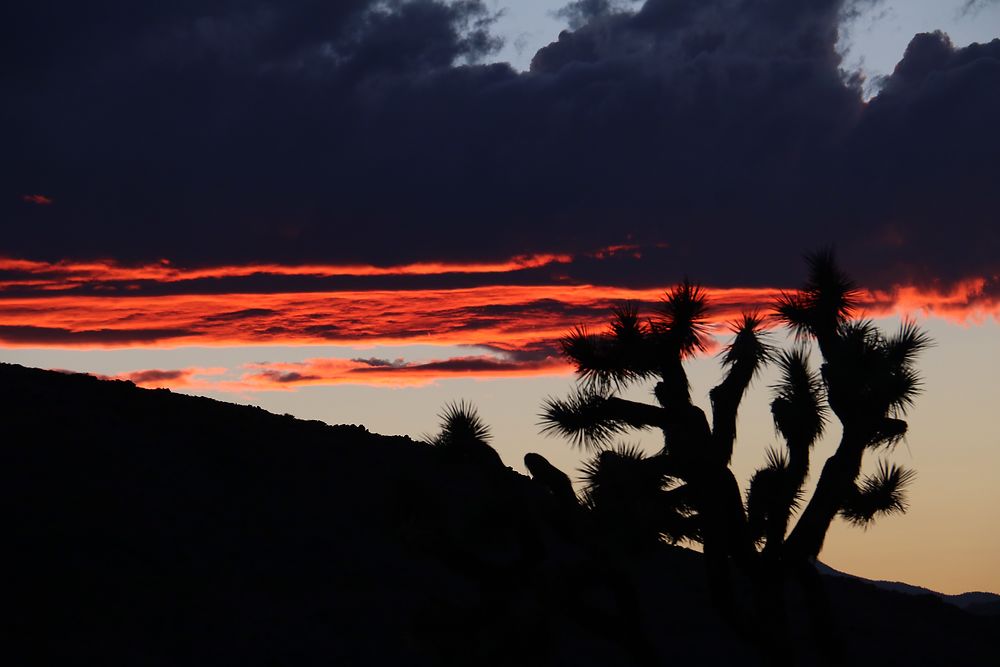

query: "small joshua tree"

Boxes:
[536, 252, 928, 638]
[426, 400, 505, 469]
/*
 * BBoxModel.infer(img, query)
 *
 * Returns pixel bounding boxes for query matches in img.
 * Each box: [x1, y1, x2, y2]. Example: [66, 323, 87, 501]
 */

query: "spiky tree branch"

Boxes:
[710, 313, 771, 464]
[782, 257, 929, 560]
[840, 461, 916, 527]
[540, 390, 669, 449]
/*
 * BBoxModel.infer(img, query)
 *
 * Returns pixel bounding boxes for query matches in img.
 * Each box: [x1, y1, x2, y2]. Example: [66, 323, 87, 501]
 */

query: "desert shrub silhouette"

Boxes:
[532, 251, 928, 660]
[426, 400, 505, 470]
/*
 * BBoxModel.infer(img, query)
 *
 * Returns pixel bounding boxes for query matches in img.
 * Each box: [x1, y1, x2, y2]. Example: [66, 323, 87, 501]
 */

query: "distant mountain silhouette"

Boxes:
[816, 562, 1000, 615]
[2, 363, 997, 666]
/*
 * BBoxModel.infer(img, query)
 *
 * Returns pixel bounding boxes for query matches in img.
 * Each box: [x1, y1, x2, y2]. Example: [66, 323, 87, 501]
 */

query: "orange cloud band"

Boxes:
[0, 283, 784, 349]
[0, 253, 572, 287]
[1, 256, 996, 389]
[2, 280, 995, 349]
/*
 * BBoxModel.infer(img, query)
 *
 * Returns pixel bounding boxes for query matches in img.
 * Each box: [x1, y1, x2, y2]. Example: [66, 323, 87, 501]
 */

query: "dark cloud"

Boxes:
[253, 370, 322, 383]
[351, 357, 407, 367]
[841, 31, 1000, 286]
[350, 355, 555, 374]
[124, 369, 188, 384]
[555, 0, 638, 29]
[2, 0, 998, 290]
[466, 341, 565, 363]
[347, 348, 566, 376]
[960, 1, 1000, 16]
[202, 308, 280, 322]
[0, 326, 191, 345]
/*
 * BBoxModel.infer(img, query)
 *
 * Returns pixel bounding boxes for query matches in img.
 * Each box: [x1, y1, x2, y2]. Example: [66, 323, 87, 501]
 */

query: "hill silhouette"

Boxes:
[816, 562, 1000, 616]
[2, 363, 996, 666]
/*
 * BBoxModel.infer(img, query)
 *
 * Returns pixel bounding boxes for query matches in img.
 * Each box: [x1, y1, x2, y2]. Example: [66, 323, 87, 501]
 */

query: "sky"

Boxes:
[2, 0, 999, 594]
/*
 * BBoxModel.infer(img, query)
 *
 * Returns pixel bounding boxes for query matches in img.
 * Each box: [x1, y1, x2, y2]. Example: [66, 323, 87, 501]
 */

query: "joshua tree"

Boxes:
[536, 252, 927, 646]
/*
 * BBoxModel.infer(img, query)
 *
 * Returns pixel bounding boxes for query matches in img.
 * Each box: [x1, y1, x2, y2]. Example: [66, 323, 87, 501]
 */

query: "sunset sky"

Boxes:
[4, 0, 999, 595]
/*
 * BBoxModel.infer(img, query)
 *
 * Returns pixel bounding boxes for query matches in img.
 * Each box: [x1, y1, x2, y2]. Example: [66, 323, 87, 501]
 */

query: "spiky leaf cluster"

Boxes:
[580, 445, 696, 545]
[825, 320, 930, 429]
[746, 448, 805, 545]
[770, 347, 826, 448]
[560, 284, 714, 397]
[431, 400, 491, 448]
[775, 250, 860, 341]
[427, 401, 506, 469]
[720, 313, 772, 374]
[540, 389, 634, 449]
[840, 461, 916, 527]
[653, 281, 711, 358]
[560, 302, 662, 393]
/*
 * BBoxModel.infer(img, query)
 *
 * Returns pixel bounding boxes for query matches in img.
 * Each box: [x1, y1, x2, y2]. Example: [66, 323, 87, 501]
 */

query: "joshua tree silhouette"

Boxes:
[534, 251, 928, 657]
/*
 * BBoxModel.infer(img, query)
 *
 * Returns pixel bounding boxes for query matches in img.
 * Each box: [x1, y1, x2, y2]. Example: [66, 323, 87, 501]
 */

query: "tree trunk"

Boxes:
[784, 433, 864, 560]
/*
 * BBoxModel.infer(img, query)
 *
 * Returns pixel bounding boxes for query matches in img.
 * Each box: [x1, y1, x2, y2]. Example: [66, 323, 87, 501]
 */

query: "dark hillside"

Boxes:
[1, 364, 995, 666]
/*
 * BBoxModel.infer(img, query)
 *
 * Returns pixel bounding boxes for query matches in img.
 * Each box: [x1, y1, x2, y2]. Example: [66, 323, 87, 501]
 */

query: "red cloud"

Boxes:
[591, 243, 643, 259]
[21, 194, 53, 205]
